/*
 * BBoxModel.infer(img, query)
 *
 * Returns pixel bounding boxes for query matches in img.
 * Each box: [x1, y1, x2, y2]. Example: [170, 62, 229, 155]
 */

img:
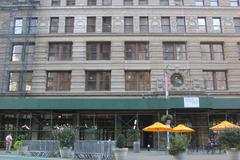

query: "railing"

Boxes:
[74, 140, 116, 160]
[23, 140, 59, 158]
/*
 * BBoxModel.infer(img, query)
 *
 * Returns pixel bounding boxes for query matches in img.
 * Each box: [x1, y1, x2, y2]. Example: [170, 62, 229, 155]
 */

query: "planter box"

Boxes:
[113, 148, 128, 160]
[133, 141, 140, 153]
[173, 152, 186, 160]
[226, 148, 239, 160]
[60, 147, 73, 158]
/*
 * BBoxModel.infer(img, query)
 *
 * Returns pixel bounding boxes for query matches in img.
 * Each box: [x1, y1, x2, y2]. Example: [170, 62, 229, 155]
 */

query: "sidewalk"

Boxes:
[127, 151, 228, 160]
[0, 150, 228, 160]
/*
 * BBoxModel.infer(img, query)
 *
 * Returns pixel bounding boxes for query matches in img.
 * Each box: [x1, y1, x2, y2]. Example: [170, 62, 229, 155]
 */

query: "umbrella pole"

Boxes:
[158, 132, 159, 151]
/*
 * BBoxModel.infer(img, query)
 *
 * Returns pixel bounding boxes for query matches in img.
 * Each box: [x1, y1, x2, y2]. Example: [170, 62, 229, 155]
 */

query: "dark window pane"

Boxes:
[65, 17, 74, 33]
[102, 17, 111, 32]
[125, 71, 150, 91]
[49, 42, 72, 61]
[86, 71, 111, 91]
[87, 17, 96, 32]
[50, 17, 59, 33]
[125, 42, 149, 60]
[124, 17, 133, 32]
[46, 71, 71, 91]
[87, 42, 111, 60]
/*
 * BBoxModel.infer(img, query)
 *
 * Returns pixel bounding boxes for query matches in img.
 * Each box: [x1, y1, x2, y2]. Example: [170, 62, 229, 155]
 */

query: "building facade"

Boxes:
[0, 0, 240, 149]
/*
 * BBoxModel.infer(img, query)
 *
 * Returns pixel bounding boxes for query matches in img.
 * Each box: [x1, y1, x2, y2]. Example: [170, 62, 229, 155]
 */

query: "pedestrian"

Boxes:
[5, 134, 13, 153]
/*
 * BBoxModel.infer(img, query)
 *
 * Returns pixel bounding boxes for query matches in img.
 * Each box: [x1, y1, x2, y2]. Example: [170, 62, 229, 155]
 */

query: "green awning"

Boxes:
[0, 97, 239, 110]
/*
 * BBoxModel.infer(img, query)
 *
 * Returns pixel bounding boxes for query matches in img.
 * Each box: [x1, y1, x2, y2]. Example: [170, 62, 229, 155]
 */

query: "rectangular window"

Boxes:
[198, 17, 206, 32]
[48, 42, 72, 61]
[212, 18, 221, 32]
[125, 42, 149, 60]
[86, 42, 111, 60]
[65, 17, 74, 33]
[28, 17, 37, 34]
[161, 17, 170, 32]
[229, 0, 238, 6]
[50, 17, 59, 33]
[46, 71, 71, 91]
[52, 0, 60, 6]
[124, 0, 133, 5]
[176, 17, 186, 32]
[196, 0, 204, 5]
[88, 0, 97, 5]
[160, 0, 169, 5]
[201, 43, 224, 60]
[8, 72, 32, 92]
[124, 17, 133, 33]
[210, 0, 218, 6]
[14, 18, 23, 34]
[102, 17, 111, 32]
[125, 71, 150, 91]
[140, 17, 149, 33]
[103, 0, 112, 5]
[203, 71, 227, 90]
[11, 43, 35, 62]
[87, 17, 96, 32]
[139, 0, 148, 5]
[86, 71, 111, 91]
[67, 0, 75, 5]
[175, 0, 183, 5]
[163, 42, 187, 60]
[234, 18, 240, 32]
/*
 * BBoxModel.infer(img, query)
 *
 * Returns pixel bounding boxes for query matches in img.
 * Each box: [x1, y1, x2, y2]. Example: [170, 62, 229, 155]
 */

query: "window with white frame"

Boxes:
[161, 17, 171, 32]
[198, 17, 207, 32]
[212, 18, 221, 32]
[14, 18, 23, 34]
[176, 17, 186, 32]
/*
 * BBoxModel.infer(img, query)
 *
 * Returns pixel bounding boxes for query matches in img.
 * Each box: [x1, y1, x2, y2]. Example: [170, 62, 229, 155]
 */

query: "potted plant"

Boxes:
[218, 128, 240, 160]
[53, 125, 76, 158]
[13, 135, 28, 155]
[112, 134, 128, 160]
[169, 134, 190, 160]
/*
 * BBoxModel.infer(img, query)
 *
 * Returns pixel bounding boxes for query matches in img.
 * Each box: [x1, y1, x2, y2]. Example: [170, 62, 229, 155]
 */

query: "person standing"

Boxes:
[5, 134, 13, 153]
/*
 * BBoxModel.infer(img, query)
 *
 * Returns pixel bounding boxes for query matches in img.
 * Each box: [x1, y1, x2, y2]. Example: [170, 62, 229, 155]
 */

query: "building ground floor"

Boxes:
[0, 97, 239, 150]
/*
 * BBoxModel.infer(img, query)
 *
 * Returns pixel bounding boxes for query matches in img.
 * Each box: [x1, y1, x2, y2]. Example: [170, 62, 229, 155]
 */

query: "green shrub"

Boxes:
[53, 125, 76, 149]
[16, 135, 26, 141]
[218, 128, 240, 150]
[14, 141, 23, 150]
[132, 130, 140, 142]
[116, 134, 126, 148]
[84, 128, 97, 140]
[127, 129, 140, 142]
[169, 134, 189, 155]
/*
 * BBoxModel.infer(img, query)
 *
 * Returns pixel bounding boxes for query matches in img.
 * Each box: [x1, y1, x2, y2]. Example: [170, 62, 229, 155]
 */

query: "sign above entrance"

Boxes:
[184, 97, 200, 108]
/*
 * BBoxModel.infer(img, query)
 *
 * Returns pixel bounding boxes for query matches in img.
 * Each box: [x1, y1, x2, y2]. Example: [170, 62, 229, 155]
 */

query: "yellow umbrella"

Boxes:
[171, 124, 195, 133]
[143, 122, 172, 132]
[209, 120, 240, 131]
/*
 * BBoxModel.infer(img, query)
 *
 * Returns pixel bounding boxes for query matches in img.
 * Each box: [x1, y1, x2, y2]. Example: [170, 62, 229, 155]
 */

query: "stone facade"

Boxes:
[0, 0, 240, 97]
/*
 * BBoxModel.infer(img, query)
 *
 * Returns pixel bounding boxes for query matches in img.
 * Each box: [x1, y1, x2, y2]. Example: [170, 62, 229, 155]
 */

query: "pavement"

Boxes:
[127, 150, 228, 160]
[0, 150, 229, 160]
